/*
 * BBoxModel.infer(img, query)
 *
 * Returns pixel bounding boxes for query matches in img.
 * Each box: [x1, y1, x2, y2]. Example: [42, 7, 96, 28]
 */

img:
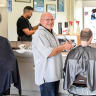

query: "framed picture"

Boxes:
[58, 22, 62, 34]
[45, 0, 56, 1]
[7, 0, 12, 12]
[33, 0, 44, 12]
[57, 0, 64, 12]
[46, 4, 56, 19]
[15, 0, 31, 3]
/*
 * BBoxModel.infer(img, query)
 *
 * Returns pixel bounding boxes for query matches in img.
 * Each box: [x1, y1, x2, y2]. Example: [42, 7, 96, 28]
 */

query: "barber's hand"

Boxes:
[63, 41, 73, 50]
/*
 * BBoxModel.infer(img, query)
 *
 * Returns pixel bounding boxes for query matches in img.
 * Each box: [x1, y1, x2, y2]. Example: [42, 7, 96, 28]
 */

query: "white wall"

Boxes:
[74, 0, 83, 32]
[0, 0, 8, 38]
[0, 7, 8, 38]
[8, 1, 34, 41]
[83, 0, 96, 7]
[0, 0, 6, 7]
[6, 0, 96, 41]
[74, 0, 96, 32]
[8, 0, 66, 41]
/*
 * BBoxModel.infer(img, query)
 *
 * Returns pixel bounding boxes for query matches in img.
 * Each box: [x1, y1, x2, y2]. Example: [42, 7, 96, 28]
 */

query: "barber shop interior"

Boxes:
[1, 0, 96, 96]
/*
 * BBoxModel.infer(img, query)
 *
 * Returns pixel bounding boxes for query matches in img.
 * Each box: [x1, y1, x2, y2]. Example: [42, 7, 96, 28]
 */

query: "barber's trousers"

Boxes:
[40, 81, 60, 96]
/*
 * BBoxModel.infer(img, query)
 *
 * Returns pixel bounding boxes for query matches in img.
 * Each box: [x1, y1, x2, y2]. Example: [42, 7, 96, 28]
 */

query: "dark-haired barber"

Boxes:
[17, 6, 39, 41]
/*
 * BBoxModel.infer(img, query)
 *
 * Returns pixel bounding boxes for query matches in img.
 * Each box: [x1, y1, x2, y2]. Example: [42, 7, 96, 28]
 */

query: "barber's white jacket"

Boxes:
[32, 26, 63, 85]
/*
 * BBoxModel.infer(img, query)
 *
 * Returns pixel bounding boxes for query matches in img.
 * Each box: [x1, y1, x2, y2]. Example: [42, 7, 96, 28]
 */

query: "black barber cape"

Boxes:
[63, 46, 96, 91]
[0, 36, 21, 94]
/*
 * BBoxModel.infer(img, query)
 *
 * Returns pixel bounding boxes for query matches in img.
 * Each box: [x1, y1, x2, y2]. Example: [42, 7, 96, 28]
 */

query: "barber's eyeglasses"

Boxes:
[42, 19, 54, 22]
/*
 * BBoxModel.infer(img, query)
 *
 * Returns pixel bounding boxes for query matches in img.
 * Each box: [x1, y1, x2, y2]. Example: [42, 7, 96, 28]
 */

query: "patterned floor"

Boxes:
[3, 93, 73, 96]
[4, 90, 73, 96]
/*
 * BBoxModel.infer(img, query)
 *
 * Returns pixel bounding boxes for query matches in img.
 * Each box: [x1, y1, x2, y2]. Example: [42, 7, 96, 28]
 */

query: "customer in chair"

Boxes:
[64, 28, 96, 96]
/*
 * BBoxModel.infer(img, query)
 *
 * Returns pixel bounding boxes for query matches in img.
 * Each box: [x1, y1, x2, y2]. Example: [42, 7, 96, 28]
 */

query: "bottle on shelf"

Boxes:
[76, 21, 80, 35]
[62, 22, 69, 35]
[69, 21, 74, 35]
[58, 22, 62, 34]
[75, 21, 81, 45]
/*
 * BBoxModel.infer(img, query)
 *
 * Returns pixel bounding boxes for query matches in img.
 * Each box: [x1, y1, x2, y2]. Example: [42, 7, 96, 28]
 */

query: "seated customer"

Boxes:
[63, 28, 96, 96]
[0, 36, 21, 96]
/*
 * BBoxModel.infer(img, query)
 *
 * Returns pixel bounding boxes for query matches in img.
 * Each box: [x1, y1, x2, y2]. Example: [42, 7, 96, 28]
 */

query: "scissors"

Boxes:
[63, 35, 70, 43]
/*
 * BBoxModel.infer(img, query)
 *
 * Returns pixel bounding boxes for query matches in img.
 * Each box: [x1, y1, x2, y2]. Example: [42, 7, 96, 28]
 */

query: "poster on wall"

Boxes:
[45, 0, 56, 1]
[33, 0, 44, 12]
[46, 4, 56, 19]
[7, 0, 12, 12]
[57, 0, 64, 12]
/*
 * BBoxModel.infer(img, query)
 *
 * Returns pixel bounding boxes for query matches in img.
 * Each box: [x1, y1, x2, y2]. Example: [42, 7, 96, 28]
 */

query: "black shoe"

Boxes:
[0, 93, 3, 96]
[3, 88, 10, 95]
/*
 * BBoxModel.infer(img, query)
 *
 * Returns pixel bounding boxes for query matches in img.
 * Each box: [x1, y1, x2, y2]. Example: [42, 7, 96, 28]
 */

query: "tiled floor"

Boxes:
[6, 93, 73, 96]
[4, 92, 73, 96]
[5, 89, 73, 96]
[9, 91, 41, 96]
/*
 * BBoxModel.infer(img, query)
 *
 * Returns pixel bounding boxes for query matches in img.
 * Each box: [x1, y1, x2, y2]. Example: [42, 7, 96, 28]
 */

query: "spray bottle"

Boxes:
[76, 21, 80, 35]
[69, 21, 74, 35]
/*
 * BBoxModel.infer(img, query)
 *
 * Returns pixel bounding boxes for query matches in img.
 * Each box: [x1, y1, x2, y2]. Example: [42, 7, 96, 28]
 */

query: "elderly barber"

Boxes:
[32, 12, 72, 96]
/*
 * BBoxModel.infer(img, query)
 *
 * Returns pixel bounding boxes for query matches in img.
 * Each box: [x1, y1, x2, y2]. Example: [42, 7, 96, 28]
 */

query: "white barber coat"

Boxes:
[32, 26, 63, 85]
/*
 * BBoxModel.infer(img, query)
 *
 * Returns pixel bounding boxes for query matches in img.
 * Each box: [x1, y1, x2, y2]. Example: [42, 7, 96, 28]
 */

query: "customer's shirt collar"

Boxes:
[40, 24, 53, 35]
